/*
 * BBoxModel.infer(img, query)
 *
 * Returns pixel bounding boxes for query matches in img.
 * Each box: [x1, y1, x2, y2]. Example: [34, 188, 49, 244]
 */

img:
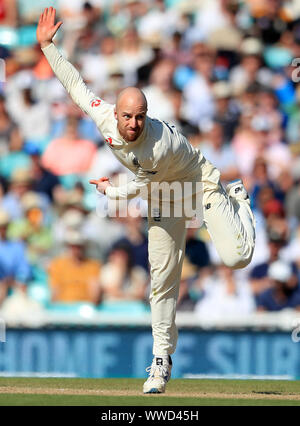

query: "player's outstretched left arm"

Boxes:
[37, 7, 112, 127]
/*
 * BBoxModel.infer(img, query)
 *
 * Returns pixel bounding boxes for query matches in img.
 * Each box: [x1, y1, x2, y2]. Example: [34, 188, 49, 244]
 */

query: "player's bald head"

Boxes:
[114, 87, 148, 142]
[116, 87, 148, 112]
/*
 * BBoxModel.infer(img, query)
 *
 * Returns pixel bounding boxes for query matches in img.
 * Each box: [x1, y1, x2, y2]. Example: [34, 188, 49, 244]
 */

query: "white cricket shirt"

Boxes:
[42, 43, 219, 200]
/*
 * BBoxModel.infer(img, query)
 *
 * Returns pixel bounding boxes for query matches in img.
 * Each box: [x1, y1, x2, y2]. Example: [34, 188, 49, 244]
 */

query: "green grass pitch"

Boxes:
[0, 377, 299, 405]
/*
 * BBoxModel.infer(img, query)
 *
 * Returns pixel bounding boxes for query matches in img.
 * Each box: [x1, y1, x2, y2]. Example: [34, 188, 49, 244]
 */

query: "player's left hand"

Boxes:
[89, 177, 111, 195]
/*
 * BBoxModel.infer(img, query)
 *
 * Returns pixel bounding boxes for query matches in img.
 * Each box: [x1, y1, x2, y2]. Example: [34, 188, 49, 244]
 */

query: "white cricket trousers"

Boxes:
[148, 179, 255, 356]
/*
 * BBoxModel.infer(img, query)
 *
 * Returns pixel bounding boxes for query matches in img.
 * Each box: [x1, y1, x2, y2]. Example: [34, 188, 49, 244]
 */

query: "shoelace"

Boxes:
[145, 363, 169, 380]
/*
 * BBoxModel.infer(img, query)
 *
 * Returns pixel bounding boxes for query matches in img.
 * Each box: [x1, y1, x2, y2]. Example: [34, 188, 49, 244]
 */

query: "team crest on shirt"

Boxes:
[90, 98, 102, 107]
[105, 137, 114, 148]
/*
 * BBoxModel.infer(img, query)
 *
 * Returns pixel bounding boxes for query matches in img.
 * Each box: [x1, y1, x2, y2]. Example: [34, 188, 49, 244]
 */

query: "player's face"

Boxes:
[115, 104, 147, 142]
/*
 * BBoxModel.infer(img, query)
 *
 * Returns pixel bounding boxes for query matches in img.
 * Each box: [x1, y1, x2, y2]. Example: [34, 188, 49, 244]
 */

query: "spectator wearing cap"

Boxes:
[0, 168, 33, 220]
[229, 37, 273, 95]
[249, 227, 297, 298]
[52, 207, 85, 255]
[256, 260, 300, 311]
[48, 229, 101, 304]
[0, 209, 31, 305]
[212, 81, 240, 142]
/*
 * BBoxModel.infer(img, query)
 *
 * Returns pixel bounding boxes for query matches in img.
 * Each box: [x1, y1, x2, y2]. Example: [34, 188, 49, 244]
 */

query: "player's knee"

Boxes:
[222, 239, 254, 269]
[222, 252, 253, 270]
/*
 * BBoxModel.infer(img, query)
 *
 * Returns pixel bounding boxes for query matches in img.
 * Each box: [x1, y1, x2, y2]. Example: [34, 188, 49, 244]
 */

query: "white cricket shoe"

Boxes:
[143, 356, 172, 394]
[226, 179, 249, 202]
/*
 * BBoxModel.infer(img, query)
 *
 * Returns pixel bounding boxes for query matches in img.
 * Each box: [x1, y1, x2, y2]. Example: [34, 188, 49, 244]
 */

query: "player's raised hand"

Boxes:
[36, 7, 62, 48]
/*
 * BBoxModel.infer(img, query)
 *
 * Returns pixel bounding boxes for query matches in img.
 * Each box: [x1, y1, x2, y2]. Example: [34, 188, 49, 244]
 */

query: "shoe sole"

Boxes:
[143, 388, 165, 394]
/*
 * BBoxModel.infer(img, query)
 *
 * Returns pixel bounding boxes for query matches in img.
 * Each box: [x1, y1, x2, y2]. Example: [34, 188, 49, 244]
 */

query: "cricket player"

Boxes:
[37, 8, 255, 394]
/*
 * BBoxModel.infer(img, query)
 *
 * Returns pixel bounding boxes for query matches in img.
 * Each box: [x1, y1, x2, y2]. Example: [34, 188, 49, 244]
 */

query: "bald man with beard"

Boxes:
[37, 8, 256, 394]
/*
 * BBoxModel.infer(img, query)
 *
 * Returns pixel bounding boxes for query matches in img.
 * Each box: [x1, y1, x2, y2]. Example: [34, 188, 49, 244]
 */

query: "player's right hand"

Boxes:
[36, 7, 62, 48]
[89, 177, 111, 195]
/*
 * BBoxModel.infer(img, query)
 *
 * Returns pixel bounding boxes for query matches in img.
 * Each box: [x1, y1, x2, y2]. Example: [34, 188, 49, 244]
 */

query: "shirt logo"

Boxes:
[132, 156, 140, 167]
[143, 170, 157, 175]
[105, 137, 114, 147]
[91, 98, 102, 107]
[152, 208, 161, 222]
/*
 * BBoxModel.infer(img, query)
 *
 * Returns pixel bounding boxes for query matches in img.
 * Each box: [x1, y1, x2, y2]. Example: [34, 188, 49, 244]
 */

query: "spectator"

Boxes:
[0, 0, 17, 27]
[257, 260, 300, 311]
[182, 46, 216, 127]
[0, 94, 17, 156]
[0, 168, 33, 220]
[8, 191, 53, 267]
[48, 229, 101, 304]
[1, 0, 300, 320]
[229, 37, 272, 95]
[143, 58, 177, 122]
[185, 226, 210, 271]
[195, 265, 255, 320]
[79, 34, 120, 94]
[0, 127, 31, 180]
[6, 72, 51, 145]
[1, 168, 50, 221]
[248, 156, 275, 210]
[41, 115, 97, 176]
[29, 148, 60, 202]
[199, 121, 240, 183]
[138, 0, 180, 43]
[176, 257, 200, 312]
[118, 27, 154, 86]
[0, 209, 31, 305]
[212, 81, 240, 142]
[249, 227, 297, 297]
[112, 206, 148, 271]
[99, 242, 148, 303]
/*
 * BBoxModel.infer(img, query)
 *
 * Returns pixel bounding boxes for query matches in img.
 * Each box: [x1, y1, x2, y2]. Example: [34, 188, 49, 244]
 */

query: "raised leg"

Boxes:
[202, 181, 255, 269]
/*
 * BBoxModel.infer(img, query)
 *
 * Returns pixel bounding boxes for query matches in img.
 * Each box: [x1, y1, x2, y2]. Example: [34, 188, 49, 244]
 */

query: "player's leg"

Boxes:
[143, 211, 187, 393]
[203, 179, 255, 269]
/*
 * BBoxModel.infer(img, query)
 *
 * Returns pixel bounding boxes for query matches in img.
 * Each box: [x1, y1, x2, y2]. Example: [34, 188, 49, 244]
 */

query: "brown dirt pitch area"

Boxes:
[0, 378, 300, 405]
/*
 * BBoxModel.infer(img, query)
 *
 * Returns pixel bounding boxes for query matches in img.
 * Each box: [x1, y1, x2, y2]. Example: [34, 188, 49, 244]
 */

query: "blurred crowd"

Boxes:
[1, 0, 300, 320]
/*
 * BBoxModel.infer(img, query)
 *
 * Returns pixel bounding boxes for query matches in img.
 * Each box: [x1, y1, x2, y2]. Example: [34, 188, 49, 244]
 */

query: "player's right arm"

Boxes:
[36, 7, 112, 127]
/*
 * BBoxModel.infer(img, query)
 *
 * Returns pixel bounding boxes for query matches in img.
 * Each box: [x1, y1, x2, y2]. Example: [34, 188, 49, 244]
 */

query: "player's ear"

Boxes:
[114, 108, 117, 120]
